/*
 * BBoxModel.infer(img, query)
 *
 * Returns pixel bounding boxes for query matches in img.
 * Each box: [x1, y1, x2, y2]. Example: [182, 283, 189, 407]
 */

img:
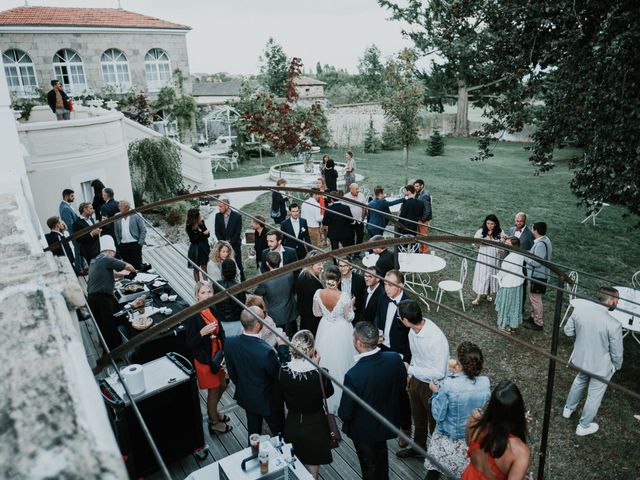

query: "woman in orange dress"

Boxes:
[461, 380, 530, 480]
[186, 281, 232, 434]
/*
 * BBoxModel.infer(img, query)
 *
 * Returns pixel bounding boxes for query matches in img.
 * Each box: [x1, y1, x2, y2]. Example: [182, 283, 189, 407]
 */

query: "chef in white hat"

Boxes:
[86, 235, 137, 349]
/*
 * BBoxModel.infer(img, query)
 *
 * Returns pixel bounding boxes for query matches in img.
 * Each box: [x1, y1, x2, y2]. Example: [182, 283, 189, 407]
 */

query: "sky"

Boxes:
[2, 0, 415, 75]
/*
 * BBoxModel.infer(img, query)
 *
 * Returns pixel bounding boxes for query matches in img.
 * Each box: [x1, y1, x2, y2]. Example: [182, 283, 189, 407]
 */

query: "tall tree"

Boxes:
[259, 37, 289, 97]
[378, 0, 515, 136]
[381, 49, 425, 184]
[357, 44, 384, 97]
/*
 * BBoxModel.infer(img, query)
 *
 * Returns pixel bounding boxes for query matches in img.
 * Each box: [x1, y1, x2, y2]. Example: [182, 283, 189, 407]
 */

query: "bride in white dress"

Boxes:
[313, 265, 357, 414]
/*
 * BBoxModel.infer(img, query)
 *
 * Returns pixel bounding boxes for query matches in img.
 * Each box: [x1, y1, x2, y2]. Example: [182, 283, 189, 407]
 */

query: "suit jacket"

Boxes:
[323, 202, 354, 240]
[72, 217, 100, 263]
[254, 227, 269, 268]
[338, 350, 409, 444]
[364, 283, 383, 324]
[417, 189, 432, 221]
[215, 210, 242, 246]
[254, 272, 297, 326]
[398, 197, 425, 234]
[375, 249, 395, 277]
[374, 292, 412, 362]
[100, 199, 119, 238]
[260, 246, 298, 273]
[47, 88, 70, 113]
[45, 231, 74, 265]
[505, 225, 535, 252]
[564, 302, 623, 377]
[339, 272, 367, 323]
[224, 334, 287, 417]
[367, 197, 404, 236]
[114, 214, 147, 245]
[281, 217, 312, 260]
[59, 201, 79, 234]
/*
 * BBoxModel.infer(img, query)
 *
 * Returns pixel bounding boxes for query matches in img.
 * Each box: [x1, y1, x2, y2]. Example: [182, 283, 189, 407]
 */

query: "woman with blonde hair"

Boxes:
[278, 330, 334, 479]
[185, 281, 232, 434]
[207, 240, 240, 283]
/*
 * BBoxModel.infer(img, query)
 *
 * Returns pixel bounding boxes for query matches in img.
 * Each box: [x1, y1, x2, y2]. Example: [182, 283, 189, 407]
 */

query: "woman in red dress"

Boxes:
[186, 281, 232, 434]
[461, 380, 530, 480]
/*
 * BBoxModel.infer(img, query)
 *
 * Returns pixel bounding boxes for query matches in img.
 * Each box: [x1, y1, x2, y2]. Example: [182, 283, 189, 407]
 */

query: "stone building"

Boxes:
[0, 6, 191, 97]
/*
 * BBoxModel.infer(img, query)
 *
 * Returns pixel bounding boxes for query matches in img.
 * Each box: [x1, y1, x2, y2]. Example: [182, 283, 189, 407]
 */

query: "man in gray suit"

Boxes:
[114, 200, 147, 269]
[562, 286, 623, 436]
[254, 251, 297, 337]
[505, 212, 534, 251]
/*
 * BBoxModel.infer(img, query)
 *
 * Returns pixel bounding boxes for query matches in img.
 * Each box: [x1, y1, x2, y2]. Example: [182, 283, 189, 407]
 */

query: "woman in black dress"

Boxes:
[90, 179, 105, 221]
[323, 159, 338, 193]
[186, 208, 210, 282]
[279, 330, 333, 479]
[271, 178, 289, 224]
[295, 251, 324, 336]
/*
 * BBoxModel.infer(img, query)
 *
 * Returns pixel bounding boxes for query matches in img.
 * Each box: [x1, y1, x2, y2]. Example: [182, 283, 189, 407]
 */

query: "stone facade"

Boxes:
[0, 29, 190, 96]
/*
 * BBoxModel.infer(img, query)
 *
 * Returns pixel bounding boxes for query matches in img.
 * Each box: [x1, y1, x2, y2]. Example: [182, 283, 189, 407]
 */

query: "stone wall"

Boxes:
[0, 30, 190, 96]
[326, 102, 534, 147]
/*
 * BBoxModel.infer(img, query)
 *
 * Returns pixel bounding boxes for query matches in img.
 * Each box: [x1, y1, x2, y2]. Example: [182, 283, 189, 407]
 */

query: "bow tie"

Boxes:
[515, 228, 522, 232]
[391, 299, 398, 305]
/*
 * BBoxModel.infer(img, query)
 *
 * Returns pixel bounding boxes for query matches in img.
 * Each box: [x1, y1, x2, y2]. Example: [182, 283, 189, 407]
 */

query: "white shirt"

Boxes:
[407, 319, 449, 383]
[302, 197, 323, 227]
[341, 274, 352, 297]
[291, 218, 300, 237]
[242, 331, 261, 339]
[120, 216, 136, 243]
[354, 346, 380, 363]
[343, 192, 366, 220]
[366, 283, 379, 307]
[383, 292, 403, 348]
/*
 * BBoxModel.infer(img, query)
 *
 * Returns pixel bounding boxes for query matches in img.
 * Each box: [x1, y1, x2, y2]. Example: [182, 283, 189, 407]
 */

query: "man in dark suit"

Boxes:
[339, 321, 409, 480]
[224, 306, 288, 440]
[374, 270, 412, 363]
[214, 197, 245, 281]
[45, 216, 74, 267]
[59, 188, 85, 274]
[100, 187, 119, 239]
[255, 252, 298, 337]
[323, 192, 354, 252]
[397, 184, 425, 235]
[281, 203, 312, 260]
[337, 258, 367, 323]
[369, 235, 396, 276]
[363, 266, 383, 324]
[73, 202, 102, 266]
[260, 230, 297, 273]
[252, 215, 269, 269]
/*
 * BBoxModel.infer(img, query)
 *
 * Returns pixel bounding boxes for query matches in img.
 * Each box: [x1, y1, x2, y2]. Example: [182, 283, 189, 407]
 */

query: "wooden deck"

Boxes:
[77, 243, 427, 479]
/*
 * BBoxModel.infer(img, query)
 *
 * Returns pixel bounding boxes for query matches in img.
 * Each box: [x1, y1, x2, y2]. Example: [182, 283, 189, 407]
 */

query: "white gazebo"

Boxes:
[202, 105, 239, 144]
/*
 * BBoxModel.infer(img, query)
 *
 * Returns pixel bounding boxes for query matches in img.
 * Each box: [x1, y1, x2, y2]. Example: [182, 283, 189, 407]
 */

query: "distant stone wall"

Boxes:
[326, 102, 534, 147]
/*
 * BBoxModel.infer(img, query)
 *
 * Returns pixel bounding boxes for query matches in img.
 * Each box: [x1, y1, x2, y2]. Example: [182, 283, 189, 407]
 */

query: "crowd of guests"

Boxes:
[45, 159, 624, 479]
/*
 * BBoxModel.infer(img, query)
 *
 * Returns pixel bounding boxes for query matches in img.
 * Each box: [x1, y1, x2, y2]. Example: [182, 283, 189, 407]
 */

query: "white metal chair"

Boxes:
[580, 200, 609, 226]
[559, 271, 579, 327]
[632, 271, 640, 289]
[227, 151, 239, 170]
[436, 259, 467, 312]
[398, 235, 419, 253]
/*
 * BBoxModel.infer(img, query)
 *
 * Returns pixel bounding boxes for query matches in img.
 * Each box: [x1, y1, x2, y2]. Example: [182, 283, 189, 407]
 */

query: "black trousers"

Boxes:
[354, 221, 365, 245]
[330, 236, 354, 251]
[231, 241, 245, 281]
[354, 441, 389, 480]
[245, 408, 284, 443]
[88, 293, 122, 350]
[118, 242, 142, 269]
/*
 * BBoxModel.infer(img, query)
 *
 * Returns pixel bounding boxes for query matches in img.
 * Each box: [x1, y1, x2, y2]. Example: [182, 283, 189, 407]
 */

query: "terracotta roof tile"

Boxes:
[0, 6, 190, 30]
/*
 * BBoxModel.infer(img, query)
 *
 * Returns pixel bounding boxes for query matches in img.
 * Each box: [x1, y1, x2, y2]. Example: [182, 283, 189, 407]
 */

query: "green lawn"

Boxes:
[230, 137, 640, 479]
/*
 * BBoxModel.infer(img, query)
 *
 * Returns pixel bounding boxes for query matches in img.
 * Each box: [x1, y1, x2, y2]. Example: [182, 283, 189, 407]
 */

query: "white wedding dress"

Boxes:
[313, 289, 357, 414]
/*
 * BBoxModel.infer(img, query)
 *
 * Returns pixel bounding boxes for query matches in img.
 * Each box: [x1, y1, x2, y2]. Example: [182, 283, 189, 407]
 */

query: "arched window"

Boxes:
[53, 49, 87, 94]
[144, 48, 171, 92]
[2, 49, 38, 97]
[101, 48, 130, 92]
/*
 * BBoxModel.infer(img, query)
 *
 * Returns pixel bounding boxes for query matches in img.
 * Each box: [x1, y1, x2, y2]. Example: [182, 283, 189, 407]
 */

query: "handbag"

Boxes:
[530, 277, 547, 295]
[209, 338, 224, 373]
[319, 371, 342, 448]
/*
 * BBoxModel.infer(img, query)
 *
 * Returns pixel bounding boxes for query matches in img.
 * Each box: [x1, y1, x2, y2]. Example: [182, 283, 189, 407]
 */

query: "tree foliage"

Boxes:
[364, 117, 380, 153]
[240, 58, 330, 156]
[358, 44, 385, 97]
[426, 128, 444, 156]
[380, 0, 640, 220]
[128, 137, 184, 203]
[152, 69, 199, 143]
[259, 37, 289, 97]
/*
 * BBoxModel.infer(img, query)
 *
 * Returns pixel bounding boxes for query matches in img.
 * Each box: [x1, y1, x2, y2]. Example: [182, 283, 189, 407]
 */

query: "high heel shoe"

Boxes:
[208, 422, 233, 435]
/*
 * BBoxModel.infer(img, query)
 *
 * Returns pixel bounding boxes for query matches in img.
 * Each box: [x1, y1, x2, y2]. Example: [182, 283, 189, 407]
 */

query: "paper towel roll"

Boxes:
[121, 364, 145, 395]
